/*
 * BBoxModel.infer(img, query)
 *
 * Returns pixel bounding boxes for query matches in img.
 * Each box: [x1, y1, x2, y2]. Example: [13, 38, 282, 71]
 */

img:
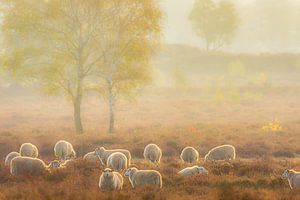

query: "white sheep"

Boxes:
[107, 152, 127, 172]
[282, 169, 300, 189]
[83, 151, 102, 164]
[180, 147, 199, 163]
[124, 167, 162, 188]
[95, 147, 131, 166]
[99, 168, 123, 191]
[10, 156, 61, 176]
[178, 165, 208, 177]
[143, 144, 162, 164]
[54, 140, 76, 161]
[204, 144, 236, 161]
[4, 152, 20, 166]
[19, 143, 38, 158]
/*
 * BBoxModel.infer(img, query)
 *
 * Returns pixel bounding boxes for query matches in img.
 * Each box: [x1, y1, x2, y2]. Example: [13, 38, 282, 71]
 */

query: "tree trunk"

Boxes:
[108, 86, 115, 134]
[73, 95, 83, 134]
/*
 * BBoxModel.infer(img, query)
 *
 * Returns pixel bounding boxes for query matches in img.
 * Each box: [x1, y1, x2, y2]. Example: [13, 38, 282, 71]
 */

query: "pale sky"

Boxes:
[160, 0, 198, 46]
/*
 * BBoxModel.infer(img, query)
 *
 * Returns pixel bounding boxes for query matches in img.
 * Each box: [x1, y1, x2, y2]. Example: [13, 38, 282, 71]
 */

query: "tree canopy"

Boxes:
[1, 0, 162, 134]
[189, 0, 239, 51]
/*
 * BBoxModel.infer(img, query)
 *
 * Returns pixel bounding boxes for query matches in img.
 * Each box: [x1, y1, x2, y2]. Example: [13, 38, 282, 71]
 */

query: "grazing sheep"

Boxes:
[178, 165, 208, 177]
[282, 169, 300, 189]
[99, 168, 123, 191]
[107, 152, 127, 172]
[143, 144, 162, 164]
[95, 147, 131, 166]
[19, 143, 38, 158]
[4, 152, 20, 166]
[10, 156, 60, 176]
[54, 140, 76, 161]
[124, 167, 162, 188]
[180, 147, 199, 163]
[83, 151, 103, 164]
[204, 145, 236, 161]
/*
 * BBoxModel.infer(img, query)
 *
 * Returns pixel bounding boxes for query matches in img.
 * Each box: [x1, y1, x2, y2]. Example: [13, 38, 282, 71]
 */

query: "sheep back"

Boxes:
[97, 148, 131, 166]
[10, 156, 48, 176]
[130, 170, 162, 188]
[143, 144, 162, 163]
[5, 152, 21, 166]
[205, 145, 235, 161]
[20, 143, 38, 158]
[107, 152, 127, 172]
[54, 140, 76, 160]
[180, 147, 199, 163]
[83, 152, 100, 163]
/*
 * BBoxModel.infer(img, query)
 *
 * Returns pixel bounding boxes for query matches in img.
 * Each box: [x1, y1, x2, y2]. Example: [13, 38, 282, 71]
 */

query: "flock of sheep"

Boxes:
[4, 141, 300, 190]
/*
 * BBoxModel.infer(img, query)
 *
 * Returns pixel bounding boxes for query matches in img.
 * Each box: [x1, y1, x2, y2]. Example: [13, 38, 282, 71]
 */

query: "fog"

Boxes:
[161, 0, 300, 53]
[1, 1, 300, 199]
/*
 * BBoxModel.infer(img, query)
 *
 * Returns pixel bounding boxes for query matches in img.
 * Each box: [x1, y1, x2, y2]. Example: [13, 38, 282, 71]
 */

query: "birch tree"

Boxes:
[96, 0, 162, 133]
[1, 0, 109, 134]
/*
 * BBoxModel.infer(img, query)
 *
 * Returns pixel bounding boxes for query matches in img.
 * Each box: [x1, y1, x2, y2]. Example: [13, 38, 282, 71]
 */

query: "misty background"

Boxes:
[0, 0, 300, 134]
[161, 0, 300, 53]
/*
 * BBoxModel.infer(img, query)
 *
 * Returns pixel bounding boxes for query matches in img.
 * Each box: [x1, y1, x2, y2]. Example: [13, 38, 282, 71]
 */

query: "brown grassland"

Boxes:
[0, 85, 300, 200]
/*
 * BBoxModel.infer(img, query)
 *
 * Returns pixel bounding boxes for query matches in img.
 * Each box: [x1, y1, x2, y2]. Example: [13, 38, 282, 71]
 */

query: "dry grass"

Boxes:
[0, 86, 300, 199]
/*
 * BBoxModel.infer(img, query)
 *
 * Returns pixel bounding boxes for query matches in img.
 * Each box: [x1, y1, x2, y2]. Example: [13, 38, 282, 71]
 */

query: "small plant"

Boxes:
[262, 119, 282, 133]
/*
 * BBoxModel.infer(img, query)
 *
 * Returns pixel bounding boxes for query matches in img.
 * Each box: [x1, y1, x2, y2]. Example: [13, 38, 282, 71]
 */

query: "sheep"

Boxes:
[180, 147, 199, 163]
[204, 144, 236, 161]
[124, 167, 162, 188]
[54, 140, 76, 161]
[107, 152, 127, 172]
[178, 165, 208, 177]
[10, 156, 61, 176]
[19, 143, 38, 158]
[143, 144, 162, 164]
[99, 168, 123, 191]
[4, 152, 20, 166]
[282, 169, 300, 189]
[83, 151, 103, 164]
[95, 147, 131, 166]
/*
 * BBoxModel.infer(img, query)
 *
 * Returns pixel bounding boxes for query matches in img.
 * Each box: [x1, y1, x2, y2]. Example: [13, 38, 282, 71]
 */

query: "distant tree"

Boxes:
[1, 0, 110, 134]
[189, 0, 239, 51]
[95, 0, 162, 134]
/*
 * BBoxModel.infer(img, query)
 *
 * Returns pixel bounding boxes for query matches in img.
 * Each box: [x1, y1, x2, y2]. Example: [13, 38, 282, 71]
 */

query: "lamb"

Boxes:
[282, 169, 300, 189]
[19, 143, 39, 158]
[124, 167, 162, 188]
[204, 144, 236, 161]
[54, 140, 76, 161]
[4, 152, 20, 166]
[143, 143, 162, 164]
[180, 147, 199, 163]
[95, 147, 131, 166]
[99, 168, 123, 191]
[10, 156, 61, 176]
[107, 152, 127, 172]
[178, 165, 208, 177]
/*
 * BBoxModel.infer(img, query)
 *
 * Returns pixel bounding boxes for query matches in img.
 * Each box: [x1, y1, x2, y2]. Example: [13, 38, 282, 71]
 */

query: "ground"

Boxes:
[0, 86, 300, 200]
